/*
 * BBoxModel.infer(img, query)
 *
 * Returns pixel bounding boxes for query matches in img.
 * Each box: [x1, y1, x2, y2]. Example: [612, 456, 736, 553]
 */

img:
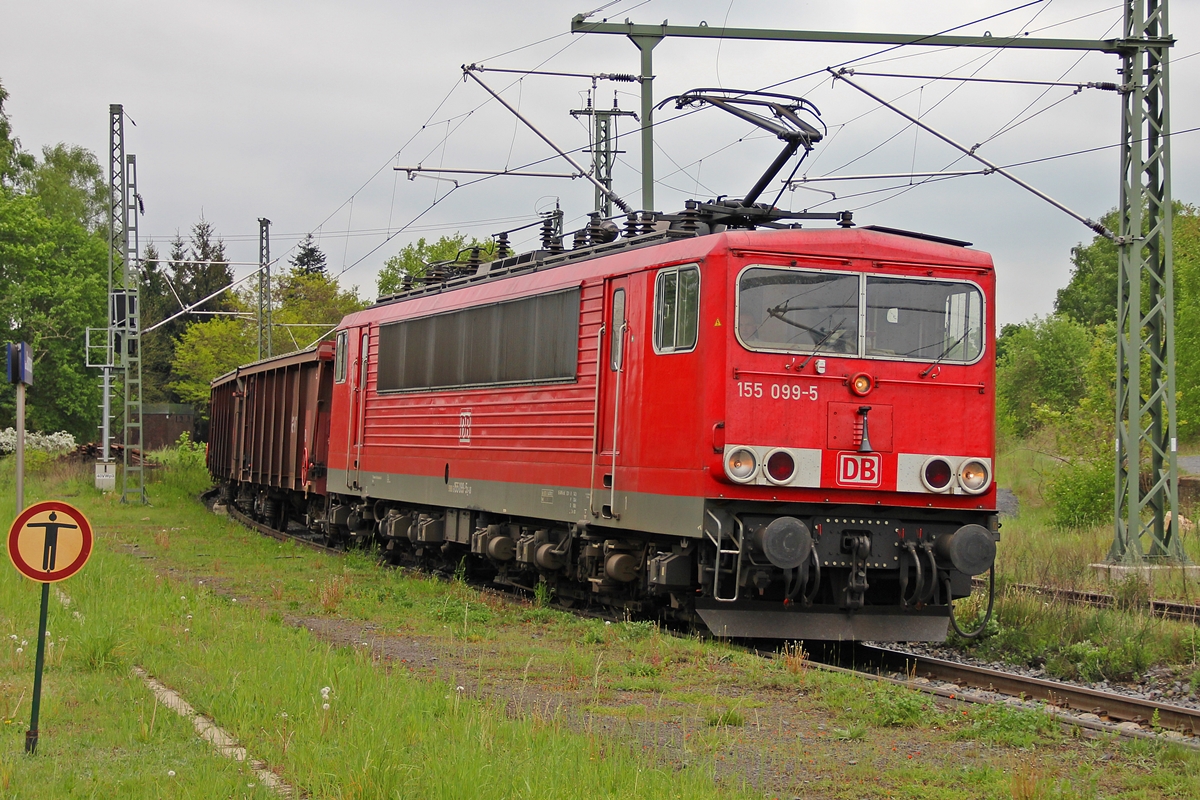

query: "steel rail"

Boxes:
[862, 645, 1200, 736]
[972, 579, 1200, 623]
[218, 495, 344, 557]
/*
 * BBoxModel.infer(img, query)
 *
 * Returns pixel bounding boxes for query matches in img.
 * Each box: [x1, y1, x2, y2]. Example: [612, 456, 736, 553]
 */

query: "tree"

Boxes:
[289, 233, 328, 277]
[376, 233, 493, 297]
[140, 242, 179, 403]
[0, 82, 108, 439]
[170, 317, 256, 417]
[1054, 209, 1120, 327]
[0, 188, 107, 438]
[996, 316, 1093, 437]
[173, 218, 234, 314]
[20, 144, 107, 231]
[271, 268, 365, 353]
[0, 80, 35, 188]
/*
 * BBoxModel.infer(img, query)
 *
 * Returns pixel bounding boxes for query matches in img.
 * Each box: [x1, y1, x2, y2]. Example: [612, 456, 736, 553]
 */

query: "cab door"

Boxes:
[595, 278, 628, 518]
[345, 326, 370, 490]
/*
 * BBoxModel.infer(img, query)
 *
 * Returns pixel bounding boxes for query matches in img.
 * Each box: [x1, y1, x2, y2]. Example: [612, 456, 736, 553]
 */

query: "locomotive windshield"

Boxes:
[865, 276, 983, 362]
[737, 268, 859, 354]
[737, 266, 984, 364]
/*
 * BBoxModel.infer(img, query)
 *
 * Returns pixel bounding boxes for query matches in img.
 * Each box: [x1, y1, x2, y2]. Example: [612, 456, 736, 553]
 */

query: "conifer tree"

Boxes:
[290, 233, 328, 277]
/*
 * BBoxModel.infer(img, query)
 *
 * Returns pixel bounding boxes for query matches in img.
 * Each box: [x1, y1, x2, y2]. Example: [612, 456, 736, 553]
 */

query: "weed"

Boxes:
[781, 641, 808, 675]
[706, 708, 745, 727]
[581, 622, 607, 645]
[616, 620, 656, 642]
[76, 624, 124, 672]
[624, 661, 660, 678]
[153, 530, 170, 550]
[833, 725, 866, 741]
[318, 575, 349, 613]
[958, 703, 1057, 748]
[533, 578, 551, 608]
[1010, 768, 1044, 800]
[452, 557, 467, 584]
[1113, 575, 1151, 611]
[871, 684, 933, 727]
[271, 583, 284, 601]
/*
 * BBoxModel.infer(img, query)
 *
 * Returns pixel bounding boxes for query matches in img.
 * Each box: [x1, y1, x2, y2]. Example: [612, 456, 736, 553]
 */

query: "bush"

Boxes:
[996, 316, 1092, 437]
[0, 427, 76, 454]
[1045, 457, 1113, 529]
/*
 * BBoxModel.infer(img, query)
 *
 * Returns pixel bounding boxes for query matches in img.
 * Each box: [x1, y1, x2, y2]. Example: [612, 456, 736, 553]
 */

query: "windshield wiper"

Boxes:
[798, 320, 846, 369]
[920, 332, 967, 377]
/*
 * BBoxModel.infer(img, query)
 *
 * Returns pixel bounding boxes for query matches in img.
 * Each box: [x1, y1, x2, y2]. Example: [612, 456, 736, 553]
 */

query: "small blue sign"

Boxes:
[6, 342, 32, 386]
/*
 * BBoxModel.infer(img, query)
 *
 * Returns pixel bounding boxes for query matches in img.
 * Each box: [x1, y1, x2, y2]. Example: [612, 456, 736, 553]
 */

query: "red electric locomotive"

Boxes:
[209, 91, 998, 641]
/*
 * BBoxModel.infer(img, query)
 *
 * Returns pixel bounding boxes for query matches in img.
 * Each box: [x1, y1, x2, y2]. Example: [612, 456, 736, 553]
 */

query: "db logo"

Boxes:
[459, 410, 472, 443]
[836, 452, 882, 487]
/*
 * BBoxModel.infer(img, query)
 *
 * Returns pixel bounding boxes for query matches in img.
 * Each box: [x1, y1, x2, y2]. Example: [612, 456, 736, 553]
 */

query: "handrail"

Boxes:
[587, 324, 606, 517]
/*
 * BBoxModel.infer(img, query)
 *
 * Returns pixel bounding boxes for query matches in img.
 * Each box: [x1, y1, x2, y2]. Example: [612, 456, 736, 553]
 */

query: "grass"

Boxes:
[0, 451, 1198, 797]
[938, 433, 1200, 686]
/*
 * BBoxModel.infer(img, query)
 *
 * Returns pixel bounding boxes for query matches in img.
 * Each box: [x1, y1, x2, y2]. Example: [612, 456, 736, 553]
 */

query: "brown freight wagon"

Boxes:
[208, 341, 335, 528]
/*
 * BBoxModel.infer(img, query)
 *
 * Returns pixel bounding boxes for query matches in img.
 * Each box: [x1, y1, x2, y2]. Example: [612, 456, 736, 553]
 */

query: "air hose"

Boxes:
[945, 565, 995, 640]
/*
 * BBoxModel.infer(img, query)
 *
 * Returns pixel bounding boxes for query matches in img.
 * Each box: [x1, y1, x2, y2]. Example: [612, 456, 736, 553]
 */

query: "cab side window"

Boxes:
[334, 330, 348, 383]
[653, 265, 700, 354]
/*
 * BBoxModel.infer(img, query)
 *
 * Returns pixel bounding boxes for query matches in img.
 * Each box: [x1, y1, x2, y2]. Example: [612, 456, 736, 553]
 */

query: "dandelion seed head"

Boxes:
[322, 703, 330, 710]
[168, 770, 176, 777]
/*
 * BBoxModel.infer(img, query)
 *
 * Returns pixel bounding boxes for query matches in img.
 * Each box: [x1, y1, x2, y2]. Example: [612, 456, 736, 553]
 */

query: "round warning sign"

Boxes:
[7, 501, 93, 583]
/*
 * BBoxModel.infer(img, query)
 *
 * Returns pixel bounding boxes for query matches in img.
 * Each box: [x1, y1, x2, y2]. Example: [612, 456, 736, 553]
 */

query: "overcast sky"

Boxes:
[2, 0, 1197, 325]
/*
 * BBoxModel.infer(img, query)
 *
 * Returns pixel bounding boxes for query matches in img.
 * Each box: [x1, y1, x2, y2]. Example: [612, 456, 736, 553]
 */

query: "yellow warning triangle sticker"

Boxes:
[714, 318, 722, 327]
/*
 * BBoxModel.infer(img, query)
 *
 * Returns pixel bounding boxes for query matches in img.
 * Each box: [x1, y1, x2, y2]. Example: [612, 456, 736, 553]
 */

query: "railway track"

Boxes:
[209, 493, 1200, 745]
[973, 579, 1200, 623]
[854, 645, 1200, 743]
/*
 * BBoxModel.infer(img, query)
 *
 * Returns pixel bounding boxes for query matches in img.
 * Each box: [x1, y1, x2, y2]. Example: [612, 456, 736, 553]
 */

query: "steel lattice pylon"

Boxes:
[257, 217, 271, 361]
[101, 104, 146, 504]
[570, 91, 637, 218]
[1111, 0, 1181, 562]
[120, 153, 145, 505]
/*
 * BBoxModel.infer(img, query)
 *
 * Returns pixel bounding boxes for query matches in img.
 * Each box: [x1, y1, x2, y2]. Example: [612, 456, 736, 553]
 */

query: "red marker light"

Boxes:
[766, 451, 796, 484]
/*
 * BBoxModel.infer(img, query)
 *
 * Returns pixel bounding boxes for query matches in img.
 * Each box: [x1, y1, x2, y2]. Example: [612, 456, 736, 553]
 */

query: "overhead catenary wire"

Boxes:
[287, 0, 1130, 291]
[839, 69, 1119, 91]
[828, 67, 1109, 237]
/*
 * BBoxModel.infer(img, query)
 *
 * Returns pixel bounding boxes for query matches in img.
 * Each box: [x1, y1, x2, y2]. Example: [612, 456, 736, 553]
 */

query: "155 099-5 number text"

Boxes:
[736, 381, 817, 401]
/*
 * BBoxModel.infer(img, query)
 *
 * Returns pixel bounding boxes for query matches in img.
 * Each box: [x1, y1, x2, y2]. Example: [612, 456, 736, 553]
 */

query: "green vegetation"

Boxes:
[2, 453, 1196, 796]
[376, 233, 495, 296]
[998, 204, 1200, 532]
[946, 434, 1200, 683]
[0, 81, 107, 440]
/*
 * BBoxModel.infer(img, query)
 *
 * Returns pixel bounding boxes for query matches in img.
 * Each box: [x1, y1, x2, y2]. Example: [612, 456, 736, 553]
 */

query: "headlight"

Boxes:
[726, 448, 758, 482]
[959, 459, 991, 494]
[922, 457, 954, 492]
[765, 450, 796, 484]
[849, 372, 873, 396]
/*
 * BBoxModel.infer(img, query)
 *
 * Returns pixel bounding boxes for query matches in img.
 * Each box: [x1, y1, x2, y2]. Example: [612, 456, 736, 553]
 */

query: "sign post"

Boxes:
[8, 502, 94, 755]
[6, 342, 32, 514]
